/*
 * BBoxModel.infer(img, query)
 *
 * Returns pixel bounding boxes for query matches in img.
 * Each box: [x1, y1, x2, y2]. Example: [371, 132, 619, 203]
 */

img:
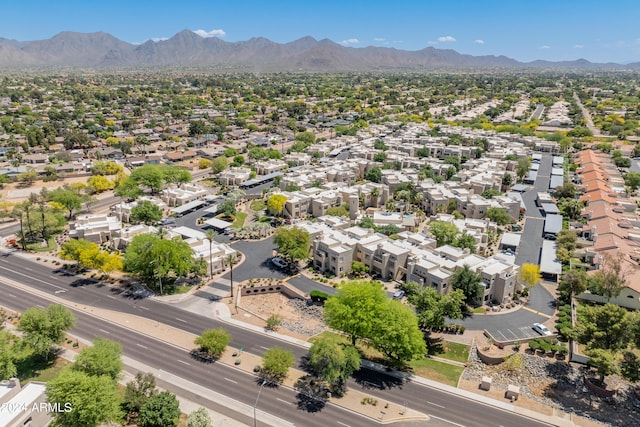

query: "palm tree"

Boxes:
[226, 253, 237, 298]
[204, 229, 218, 279]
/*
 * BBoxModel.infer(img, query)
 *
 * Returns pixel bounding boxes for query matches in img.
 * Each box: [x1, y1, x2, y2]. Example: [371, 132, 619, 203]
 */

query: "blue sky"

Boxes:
[2, 0, 639, 63]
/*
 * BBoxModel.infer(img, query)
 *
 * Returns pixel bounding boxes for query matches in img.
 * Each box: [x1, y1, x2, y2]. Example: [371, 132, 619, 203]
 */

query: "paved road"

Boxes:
[0, 253, 552, 427]
[0, 280, 379, 427]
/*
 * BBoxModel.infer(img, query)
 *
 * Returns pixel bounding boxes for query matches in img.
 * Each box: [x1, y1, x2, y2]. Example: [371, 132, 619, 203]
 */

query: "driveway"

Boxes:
[455, 283, 556, 341]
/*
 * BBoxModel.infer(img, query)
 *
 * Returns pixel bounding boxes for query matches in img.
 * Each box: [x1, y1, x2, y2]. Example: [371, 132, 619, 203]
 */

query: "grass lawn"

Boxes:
[409, 358, 465, 387]
[428, 341, 470, 363]
[468, 306, 486, 314]
[231, 212, 247, 229]
[166, 285, 193, 295]
[250, 200, 266, 211]
[17, 355, 69, 383]
[26, 236, 57, 252]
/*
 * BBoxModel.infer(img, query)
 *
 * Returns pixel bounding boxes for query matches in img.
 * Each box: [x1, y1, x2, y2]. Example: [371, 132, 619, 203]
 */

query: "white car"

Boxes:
[271, 257, 287, 269]
[532, 323, 552, 336]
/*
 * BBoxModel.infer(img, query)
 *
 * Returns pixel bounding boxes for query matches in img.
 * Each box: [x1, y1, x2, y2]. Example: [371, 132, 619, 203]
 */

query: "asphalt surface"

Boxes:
[0, 252, 552, 427]
[456, 153, 557, 340]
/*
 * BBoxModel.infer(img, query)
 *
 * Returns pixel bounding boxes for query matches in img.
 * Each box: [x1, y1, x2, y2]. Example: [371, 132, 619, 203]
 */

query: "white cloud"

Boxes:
[340, 38, 359, 45]
[437, 36, 456, 43]
[193, 29, 226, 38]
[574, 44, 584, 48]
[151, 37, 168, 42]
[539, 45, 551, 49]
[474, 39, 485, 44]
[373, 37, 386, 42]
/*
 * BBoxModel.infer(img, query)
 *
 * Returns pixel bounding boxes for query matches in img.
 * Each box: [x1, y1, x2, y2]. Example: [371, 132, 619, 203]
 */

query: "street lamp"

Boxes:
[253, 380, 267, 427]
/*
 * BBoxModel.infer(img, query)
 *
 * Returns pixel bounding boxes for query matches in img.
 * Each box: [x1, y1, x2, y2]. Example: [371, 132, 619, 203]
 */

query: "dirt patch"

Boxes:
[231, 292, 326, 340]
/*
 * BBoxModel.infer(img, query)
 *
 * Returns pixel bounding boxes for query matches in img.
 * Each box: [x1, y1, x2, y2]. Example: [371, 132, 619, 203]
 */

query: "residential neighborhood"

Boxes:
[1, 68, 640, 427]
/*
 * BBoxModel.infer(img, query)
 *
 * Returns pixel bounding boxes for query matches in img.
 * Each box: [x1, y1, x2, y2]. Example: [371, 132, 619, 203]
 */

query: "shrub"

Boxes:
[266, 315, 282, 331]
[310, 290, 329, 303]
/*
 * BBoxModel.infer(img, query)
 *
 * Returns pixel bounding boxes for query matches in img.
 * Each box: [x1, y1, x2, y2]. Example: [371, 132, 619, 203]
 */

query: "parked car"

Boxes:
[392, 290, 406, 300]
[544, 233, 557, 240]
[532, 323, 553, 336]
[271, 257, 287, 269]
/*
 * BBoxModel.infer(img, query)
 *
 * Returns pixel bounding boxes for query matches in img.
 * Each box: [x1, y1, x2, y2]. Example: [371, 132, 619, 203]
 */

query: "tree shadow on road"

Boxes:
[294, 375, 327, 413]
[352, 367, 405, 391]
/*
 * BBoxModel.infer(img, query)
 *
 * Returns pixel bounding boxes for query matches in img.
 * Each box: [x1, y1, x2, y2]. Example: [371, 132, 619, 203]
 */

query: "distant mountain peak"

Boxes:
[0, 30, 632, 71]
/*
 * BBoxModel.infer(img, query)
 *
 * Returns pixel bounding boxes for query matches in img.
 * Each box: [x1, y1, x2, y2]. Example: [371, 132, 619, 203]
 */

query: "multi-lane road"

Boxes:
[0, 252, 557, 426]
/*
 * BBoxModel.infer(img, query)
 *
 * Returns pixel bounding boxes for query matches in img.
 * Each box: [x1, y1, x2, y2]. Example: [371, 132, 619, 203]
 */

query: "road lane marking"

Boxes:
[337, 422, 351, 427]
[175, 317, 187, 323]
[36, 305, 45, 308]
[177, 360, 191, 366]
[259, 346, 269, 350]
[427, 401, 445, 408]
[0, 265, 66, 290]
[8, 294, 16, 298]
[139, 306, 150, 310]
[23, 267, 32, 271]
[223, 377, 237, 384]
[107, 295, 116, 299]
[98, 329, 111, 335]
[428, 414, 465, 426]
[54, 289, 66, 294]
[276, 398, 291, 405]
[136, 344, 148, 349]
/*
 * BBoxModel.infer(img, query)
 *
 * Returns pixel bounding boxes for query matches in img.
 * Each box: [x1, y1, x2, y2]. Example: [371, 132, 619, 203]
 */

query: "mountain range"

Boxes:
[0, 30, 635, 71]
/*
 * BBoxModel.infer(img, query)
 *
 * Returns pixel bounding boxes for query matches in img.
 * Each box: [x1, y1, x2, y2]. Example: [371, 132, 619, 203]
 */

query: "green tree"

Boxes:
[590, 251, 628, 301]
[73, 337, 123, 380]
[48, 188, 83, 219]
[586, 348, 618, 382]
[123, 234, 198, 291]
[620, 351, 640, 383]
[0, 330, 19, 379]
[558, 269, 588, 301]
[211, 156, 229, 174]
[130, 200, 163, 225]
[18, 304, 75, 359]
[123, 373, 158, 424]
[624, 171, 640, 192]
[575, 303, 632, 351]
[365, 166, 382, 183]
[350, 260, 369, 277]
[450, 265, 483, 306]
[429, 221, 459, 246]
[372, 300, 426, 363]
[194, 328, 231, 359]
[267, 194, 287, 216]
[502, 173, 513, 188]
[139, 391, 180, 427]
[485, 207, 512, 225]
[409, 287, 465, 331]
[17, 168, 38, 186]
[324, 280, 387, 345]
[309, 335, 360, 388]
[453, 233, 476, 254]
[516, 157, 531, 182]
[273, 226, 310, 262]
[129, 164, 164, 194]
[47, 369, 122, 427]
[325, 205, 349, 217]
[261, 347, 295, 383]
[91, 161, 123, 176]
[187, 407, 212, 427]
[553, 182, 577, 199]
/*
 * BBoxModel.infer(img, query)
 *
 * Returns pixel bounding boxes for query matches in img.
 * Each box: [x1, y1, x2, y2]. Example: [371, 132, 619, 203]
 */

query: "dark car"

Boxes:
[544, 234, 557, 240]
